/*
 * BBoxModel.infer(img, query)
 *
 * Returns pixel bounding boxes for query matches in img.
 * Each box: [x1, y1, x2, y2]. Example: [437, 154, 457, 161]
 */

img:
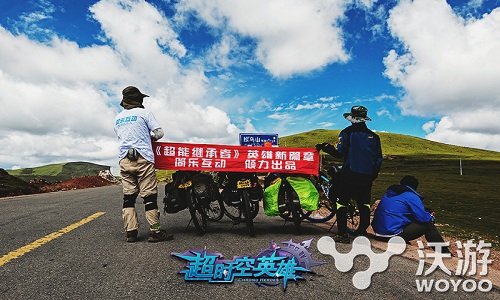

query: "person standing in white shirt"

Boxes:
[114, 86, 173, 243]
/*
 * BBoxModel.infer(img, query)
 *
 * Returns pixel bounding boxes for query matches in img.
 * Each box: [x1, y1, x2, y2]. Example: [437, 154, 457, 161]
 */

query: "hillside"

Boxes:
[0, 168, 40, 197]
[280, 129, 500, 160]
[7, 162, 110, 183]
[280, 129, 500, 247]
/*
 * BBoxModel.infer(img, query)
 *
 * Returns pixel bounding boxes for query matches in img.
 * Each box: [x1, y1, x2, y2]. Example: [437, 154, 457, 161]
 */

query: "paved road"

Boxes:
[0, 185, 498, 299]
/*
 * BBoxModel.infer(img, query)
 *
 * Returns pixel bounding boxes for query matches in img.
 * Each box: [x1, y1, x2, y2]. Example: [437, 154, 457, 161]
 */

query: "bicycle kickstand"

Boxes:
[185, 218, 193, 232]
[328, 219, 337, 232]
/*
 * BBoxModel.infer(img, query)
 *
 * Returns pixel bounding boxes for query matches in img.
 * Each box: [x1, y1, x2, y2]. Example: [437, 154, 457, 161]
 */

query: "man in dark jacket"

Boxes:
[316, 105, 382, 243]
[371, 176, 449, 253]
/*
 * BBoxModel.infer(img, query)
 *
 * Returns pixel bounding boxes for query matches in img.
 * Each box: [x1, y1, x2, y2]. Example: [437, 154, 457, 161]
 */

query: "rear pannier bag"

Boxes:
[263, 177, 281, 216]
[286, 176, 319, 211]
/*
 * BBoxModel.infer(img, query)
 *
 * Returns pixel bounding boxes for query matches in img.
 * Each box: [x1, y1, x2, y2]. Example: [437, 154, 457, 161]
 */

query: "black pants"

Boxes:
[336, 180, 372, 235]
[399, 222, 450, 253]
[399, 222, 445, 243]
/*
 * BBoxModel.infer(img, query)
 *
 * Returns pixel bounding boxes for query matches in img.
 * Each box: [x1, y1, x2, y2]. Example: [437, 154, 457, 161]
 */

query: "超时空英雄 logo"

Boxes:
[172, 239, 324, 289]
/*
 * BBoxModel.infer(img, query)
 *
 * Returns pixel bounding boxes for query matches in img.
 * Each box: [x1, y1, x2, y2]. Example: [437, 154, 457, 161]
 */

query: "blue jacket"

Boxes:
[337, 122, 382, 177]
[371, 185, 433, 236]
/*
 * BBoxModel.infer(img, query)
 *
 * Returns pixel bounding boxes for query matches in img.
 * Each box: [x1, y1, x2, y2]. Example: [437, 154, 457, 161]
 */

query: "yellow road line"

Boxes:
[0, 212, 106, 267]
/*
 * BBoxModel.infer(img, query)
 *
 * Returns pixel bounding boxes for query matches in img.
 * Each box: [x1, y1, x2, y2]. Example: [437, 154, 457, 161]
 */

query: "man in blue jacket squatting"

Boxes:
[371, 175, 450, 253]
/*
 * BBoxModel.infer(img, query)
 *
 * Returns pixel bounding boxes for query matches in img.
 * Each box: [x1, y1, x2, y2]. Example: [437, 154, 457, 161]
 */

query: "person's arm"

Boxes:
[315, 131, 347, 159]
[406, 194, 434, 223]
[321, 143, 341, 158]
[372, 135, 383, 179]
[146, 111, 163, 141]
[335, 131, 348, 158]
[150, 128, 164, 141]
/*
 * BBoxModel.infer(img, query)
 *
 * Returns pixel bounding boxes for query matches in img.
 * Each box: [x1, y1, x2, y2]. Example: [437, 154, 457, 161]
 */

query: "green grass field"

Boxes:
[369, 157, 500, 247]
[281, 129, 500, 160]
[288, 129, 500, 248]
[7, 162, 110, 182]
[7, 163, 63, 177]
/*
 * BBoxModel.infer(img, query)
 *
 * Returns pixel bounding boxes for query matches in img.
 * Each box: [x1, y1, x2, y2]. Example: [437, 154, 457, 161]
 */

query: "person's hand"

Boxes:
[315, 142, 329, 151]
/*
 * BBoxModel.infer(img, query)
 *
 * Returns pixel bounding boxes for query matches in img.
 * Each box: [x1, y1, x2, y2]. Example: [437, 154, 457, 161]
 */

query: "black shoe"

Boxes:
[148, 229, 174, 243]
[333, 233, 350, 244]
[126, 229, 138, 243]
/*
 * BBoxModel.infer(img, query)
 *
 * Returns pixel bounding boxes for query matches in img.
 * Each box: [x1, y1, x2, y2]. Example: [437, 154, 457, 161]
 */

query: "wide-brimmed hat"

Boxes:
[120, 86, 149, 108]
[122, 86, 149, 100]
[343, 105, 371, 121]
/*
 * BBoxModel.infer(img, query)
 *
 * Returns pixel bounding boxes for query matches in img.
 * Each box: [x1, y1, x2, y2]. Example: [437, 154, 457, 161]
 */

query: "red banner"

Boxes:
[153, 142, 319, 175]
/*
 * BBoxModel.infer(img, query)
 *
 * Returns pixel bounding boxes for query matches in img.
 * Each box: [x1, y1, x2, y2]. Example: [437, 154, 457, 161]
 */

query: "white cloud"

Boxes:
[422, 120, 436, 134]
[0, 27, 127, 84]
[12, 0, 57, 41]
[0, 0, 244, 169]
[285, 100, 342, 111]
[426, 113, 500, 151]
[467, 0, 485, 10]
[268, 113, 290, 120]
[318, 96, 335, 102]
[251, 98, 273, 112]
[204, 34, 243, 70]
[384, 0, 500, 151]
[376, 108, 394, 120]
[175, 0, 350, 78]
[319, 121, 335, 127]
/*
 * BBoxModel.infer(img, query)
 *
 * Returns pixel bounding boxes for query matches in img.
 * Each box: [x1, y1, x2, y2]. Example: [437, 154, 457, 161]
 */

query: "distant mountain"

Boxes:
[7, 162, 110, 183]
[280, 129, 500, 160]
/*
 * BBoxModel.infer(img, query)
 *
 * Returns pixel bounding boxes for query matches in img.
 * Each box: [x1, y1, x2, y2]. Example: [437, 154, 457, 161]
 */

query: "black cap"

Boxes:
[122, 86, 149, 101]
[343, 105, 371, 121]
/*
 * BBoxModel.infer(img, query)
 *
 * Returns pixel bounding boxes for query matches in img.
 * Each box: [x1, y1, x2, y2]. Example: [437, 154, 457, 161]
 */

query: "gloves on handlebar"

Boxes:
[315, 142, 329, 151]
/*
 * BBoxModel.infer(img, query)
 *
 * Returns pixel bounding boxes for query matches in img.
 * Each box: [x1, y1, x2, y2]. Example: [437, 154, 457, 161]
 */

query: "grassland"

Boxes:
[280, 129, 500, 160]
[7, 162, 110, 182]
[282, 129, 500, 247]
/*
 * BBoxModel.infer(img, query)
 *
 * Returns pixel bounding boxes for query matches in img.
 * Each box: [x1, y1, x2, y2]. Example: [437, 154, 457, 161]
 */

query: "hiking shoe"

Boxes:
[332, 233, 350, 244]
[126, 229, 138, 243]
[148, 229, 174, 243]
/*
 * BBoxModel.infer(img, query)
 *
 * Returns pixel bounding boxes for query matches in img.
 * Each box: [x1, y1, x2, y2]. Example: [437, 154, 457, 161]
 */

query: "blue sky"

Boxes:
[0, 0, 499, 169]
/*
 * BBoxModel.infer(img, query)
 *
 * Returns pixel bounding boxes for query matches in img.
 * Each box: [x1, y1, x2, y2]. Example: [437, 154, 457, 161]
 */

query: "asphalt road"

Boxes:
[0, 185, 498, 299]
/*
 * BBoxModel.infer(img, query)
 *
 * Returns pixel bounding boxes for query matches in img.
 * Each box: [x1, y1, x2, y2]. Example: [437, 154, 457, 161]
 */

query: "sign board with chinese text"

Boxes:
[239, 133, 279, 147]
[153, 142, 319, 175]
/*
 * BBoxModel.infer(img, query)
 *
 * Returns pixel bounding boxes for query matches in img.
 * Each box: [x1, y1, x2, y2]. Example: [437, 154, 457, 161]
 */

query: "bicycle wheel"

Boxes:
[345, 199, 360, 234]
[224, 203, 242, 221]
[242, 191, 255, 237]
[186, 191, 207, 236]
[204, 197, 225, 221]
